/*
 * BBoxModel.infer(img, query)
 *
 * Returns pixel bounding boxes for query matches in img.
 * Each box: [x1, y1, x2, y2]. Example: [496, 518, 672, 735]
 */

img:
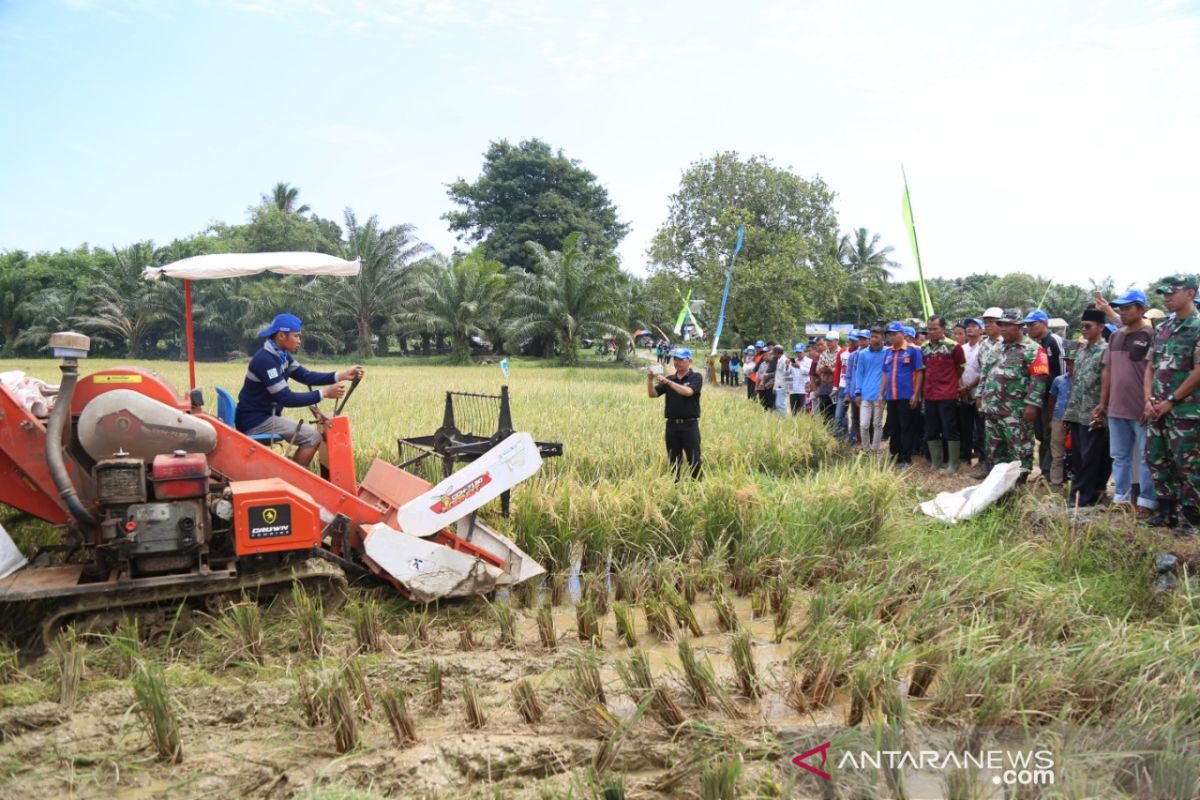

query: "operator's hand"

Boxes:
[323, 383, 346, 400]
[1022, 405, 1039, 423]
[338, 365, 365, 382]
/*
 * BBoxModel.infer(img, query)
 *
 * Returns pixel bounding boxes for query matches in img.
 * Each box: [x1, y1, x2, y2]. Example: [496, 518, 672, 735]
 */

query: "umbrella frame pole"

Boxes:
[184, 279, 196, 390]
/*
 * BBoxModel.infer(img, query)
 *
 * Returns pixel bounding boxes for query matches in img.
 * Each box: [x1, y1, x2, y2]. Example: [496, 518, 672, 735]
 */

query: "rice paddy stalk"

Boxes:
[458, 620, 478, 651]
[583, 571, 610, 615]
[512, 678, 544, 724]
[491, 600, 517, 648]
[298, 669, 326, 726]
[660, 584, 702, 637]
[0, 642, 18, 684]
[576, 600, 603, 647]
[219, 599, 264, 665]
[713, 589, 741, 633]
[327, 682, 359, 753]
[400, 607, 431, 648]
[612, 602, 637, 647]
[572, 649, 607, 705]
[908, 645, 943, 698]
[700, 755, 743, 800]
[462, 680, 487, 729]
[291, 581, 325, 658]
[592, 692, 652, 773]
[643, 596, 675, 641]
[648, 684, 687, 731]
[340, 659, 372, 713]
[773, 590, 794, 644]
[380, 688, 417, 745]
[424, 661, 443, 711]
[682, 571, 700, 605]
[677, 639, 710, 709]
[614, 648, 654, 703]
[537, 603, 558, 650]
[550, 572, 568, 606]
[750, 588, 769, 619]
[513, 577, 539, 609]
[347, 596, 383, 654]
[730, 632, 759, 700]
[130, 659, 183, 763]
[52, 626, 83, 707]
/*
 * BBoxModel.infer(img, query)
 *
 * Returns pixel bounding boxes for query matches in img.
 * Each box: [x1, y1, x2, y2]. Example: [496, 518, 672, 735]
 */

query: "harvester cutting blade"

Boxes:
[361, 522, 507, 602]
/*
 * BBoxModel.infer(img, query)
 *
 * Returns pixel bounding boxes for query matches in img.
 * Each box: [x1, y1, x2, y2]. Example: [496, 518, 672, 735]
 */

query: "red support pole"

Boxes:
[184, 279, 196, 390]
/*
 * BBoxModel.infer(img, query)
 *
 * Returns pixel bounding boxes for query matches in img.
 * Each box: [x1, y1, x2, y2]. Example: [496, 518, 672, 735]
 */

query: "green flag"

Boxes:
[673, 289, 692, 336]
[901, 168, 935, 321]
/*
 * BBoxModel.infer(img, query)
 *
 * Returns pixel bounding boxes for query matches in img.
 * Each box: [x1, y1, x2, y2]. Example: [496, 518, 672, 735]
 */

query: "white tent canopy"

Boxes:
[143, 252, 360, 282]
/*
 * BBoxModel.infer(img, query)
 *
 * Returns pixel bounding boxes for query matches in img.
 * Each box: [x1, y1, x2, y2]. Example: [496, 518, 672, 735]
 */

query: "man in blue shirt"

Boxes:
[236, 313, 365, 466]
[881, 322, 925, 466]
[854, 327, 888, 452]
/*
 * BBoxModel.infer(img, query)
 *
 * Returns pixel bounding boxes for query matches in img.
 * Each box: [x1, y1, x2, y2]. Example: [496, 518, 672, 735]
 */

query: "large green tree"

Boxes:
[504, 233, 625, 365]
[445, 139, 629, 272]
[648, 152, 839, 345]
[401, 249, 508, 364]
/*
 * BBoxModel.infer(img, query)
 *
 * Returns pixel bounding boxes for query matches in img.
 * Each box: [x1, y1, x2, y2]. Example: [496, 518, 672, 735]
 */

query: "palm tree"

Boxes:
[838, 228, 897, 325]
[401, 249, 508, 364]
[73, 284, 172, 358]
[325, 210, 430, 356]
[0, 255, 38, 355]
[265, 182, 310, 215]
[504, 232, 625, 366]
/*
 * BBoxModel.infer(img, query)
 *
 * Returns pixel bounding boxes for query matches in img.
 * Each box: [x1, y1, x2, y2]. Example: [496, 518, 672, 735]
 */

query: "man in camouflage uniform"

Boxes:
[969, 307, 1005, 478]
[1140, 275, 1200, 534]
[978, 309, 1050, 481]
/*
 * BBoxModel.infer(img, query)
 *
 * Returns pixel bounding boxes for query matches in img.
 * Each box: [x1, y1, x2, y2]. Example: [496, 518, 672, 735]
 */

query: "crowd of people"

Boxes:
[692, 276, 1200, 535]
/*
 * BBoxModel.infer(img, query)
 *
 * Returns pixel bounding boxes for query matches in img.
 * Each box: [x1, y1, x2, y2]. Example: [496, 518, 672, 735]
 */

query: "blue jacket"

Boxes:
[235, 344, 336, 432]
[853, 347, 888, 402]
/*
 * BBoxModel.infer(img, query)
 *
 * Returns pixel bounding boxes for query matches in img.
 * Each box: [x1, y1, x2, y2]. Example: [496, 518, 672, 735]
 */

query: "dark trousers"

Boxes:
[720, 368, 730, 385]
[731, 372, 740, 386]
[1069, 422, 1112, 507]
[789, 393, 805, 414]
[665, 420, 702, 480]
[925, 399, 960, 442]
[1034, 406, 1053, 477]
[759, 390, 774, 410]
[958, 400, 979, 460]
[887, 400, 918, 460]
[818, 394, 834, 420]
[746, 380, 756, 399]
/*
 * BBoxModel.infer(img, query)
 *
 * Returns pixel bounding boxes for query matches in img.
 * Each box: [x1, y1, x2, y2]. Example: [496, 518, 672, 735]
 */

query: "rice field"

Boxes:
[1, 354, 1199, 799]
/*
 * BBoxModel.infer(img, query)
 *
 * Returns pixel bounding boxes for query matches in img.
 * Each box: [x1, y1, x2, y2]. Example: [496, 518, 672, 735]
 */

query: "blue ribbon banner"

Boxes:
[711, 225, 744, 356]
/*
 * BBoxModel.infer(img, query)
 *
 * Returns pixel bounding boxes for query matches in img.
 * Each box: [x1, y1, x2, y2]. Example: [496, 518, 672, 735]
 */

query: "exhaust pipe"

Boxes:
[45, 332, 95, 528]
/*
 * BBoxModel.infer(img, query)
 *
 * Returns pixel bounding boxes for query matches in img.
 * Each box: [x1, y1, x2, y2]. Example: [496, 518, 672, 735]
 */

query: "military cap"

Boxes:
[1153, 275, 1198, 294]
[997, 308, 1024, 325]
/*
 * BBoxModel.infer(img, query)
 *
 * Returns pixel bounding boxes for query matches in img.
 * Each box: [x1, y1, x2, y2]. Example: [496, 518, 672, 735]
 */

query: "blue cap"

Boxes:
[1111, 289, 1148, 307]
[1023, 310, 1050, 324]
[1105, 323, 1117, 333]
[257, 312, 303, 338]
[963, 318, 983, 328]
[886, 321, 904, 333]
[902, 326, 916, 337]
[754, 340, 765, 347]
[846, 331, 858, 341]
[793, 343, 805, 352]
[672, 348, 692, 359]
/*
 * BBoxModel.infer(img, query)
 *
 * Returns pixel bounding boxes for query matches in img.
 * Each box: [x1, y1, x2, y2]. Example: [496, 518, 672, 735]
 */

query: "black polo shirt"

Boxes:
[656, 370, 702, 419]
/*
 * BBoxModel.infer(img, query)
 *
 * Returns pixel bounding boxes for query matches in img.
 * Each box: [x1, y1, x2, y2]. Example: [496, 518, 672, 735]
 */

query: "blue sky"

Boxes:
[1, 0, 1197, 293]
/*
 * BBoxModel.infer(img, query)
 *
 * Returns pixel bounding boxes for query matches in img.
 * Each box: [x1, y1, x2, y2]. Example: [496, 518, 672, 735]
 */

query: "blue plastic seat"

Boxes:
[214, 387, 279, 445]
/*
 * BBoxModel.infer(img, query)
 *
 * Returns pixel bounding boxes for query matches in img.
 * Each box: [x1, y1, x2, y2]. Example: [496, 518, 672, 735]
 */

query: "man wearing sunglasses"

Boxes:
[1142, 275, 1200, 534]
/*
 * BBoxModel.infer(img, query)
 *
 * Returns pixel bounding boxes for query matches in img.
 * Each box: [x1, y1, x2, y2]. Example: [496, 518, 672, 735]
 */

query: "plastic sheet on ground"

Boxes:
[0, 521, 27, 580]
[918, 461, 1022, 523]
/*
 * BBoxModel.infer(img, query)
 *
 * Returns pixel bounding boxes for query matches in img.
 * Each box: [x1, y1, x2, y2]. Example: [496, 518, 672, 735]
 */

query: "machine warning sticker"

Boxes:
[94, 374, 143, 383]
[430, 473, 492, 514]
[248, 504, 292, 539]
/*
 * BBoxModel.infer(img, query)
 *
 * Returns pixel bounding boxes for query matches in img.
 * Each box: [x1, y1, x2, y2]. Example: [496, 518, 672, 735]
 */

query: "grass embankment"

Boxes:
[0, 357, 1197, 798]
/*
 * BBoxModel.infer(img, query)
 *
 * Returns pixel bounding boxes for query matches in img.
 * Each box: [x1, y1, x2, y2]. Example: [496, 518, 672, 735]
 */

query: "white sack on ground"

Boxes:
[918, 461, 1022, 523]
[0, 521, 27, 580]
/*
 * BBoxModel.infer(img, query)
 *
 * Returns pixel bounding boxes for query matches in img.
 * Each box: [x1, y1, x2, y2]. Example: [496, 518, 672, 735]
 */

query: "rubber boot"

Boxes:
[1015, 470, 1029, 486]
[945, 441, 961, 476]
[927, 441, 944, 471]
[1173, 506, 1198, 537]
[971, 460, 992, 480]
[1141, 499, 1177, 529]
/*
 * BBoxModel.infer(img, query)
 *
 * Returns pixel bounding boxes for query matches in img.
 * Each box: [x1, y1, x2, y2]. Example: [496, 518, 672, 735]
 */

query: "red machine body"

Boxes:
[151, 452, 210, 500]
[230, 478, 323, 556]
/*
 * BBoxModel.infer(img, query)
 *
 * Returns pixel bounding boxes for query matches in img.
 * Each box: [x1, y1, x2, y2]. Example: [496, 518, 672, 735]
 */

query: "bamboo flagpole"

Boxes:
[711, 225, 745, 356]
[901, 167, 935, 321]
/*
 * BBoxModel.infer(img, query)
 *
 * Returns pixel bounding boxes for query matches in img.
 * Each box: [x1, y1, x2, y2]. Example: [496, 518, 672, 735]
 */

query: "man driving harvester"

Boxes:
[236, 312, 365, 466]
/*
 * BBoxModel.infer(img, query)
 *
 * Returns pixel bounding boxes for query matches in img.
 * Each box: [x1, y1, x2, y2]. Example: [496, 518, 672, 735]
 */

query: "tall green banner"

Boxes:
[901, 167, 935, 321]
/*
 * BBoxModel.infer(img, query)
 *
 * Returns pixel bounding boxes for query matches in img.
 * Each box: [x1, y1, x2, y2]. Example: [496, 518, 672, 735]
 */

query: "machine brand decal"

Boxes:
[430, 473, 492, 514]
[248, 504, 292, 539]
[93, 375, 144, 383]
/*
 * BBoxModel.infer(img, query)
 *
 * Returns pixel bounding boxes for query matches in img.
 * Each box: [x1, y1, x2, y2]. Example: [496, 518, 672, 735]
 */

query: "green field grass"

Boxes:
[1, 355, 1198, 798]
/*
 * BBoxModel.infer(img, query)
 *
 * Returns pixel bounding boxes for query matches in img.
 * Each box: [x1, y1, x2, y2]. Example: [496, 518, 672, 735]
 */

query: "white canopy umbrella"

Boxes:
[145, 252, 361, 389]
